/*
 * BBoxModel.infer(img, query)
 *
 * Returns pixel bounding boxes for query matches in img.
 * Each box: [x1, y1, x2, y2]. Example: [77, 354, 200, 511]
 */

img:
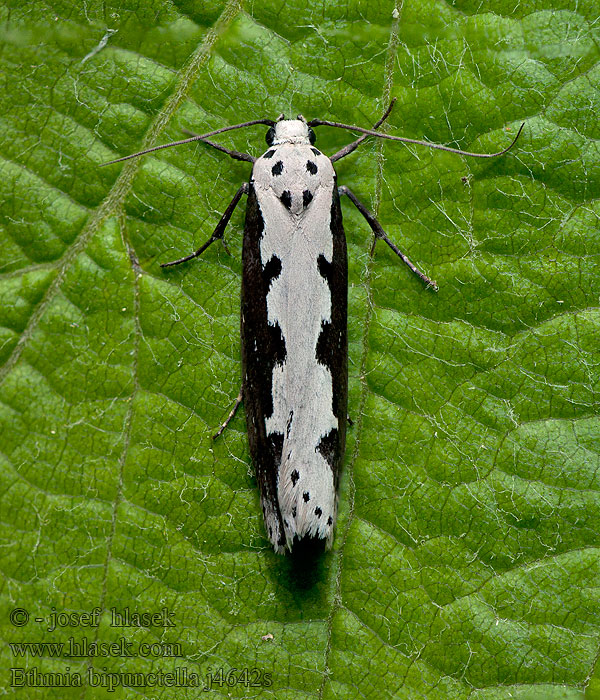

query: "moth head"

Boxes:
[266, 114, 316, 146]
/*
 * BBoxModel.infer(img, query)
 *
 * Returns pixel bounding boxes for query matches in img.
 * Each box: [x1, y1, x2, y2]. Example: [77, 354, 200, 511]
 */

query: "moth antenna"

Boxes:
[306, 119, 525, 159]
[100, 118, 276, 166]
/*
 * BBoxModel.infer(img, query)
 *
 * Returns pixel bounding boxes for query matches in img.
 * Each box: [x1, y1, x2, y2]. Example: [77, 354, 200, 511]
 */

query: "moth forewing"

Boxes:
[241, 126, 347, 552]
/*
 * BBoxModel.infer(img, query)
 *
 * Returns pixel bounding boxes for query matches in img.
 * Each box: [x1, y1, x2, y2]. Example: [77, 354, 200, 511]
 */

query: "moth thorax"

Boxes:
[272, 119, 311, 145]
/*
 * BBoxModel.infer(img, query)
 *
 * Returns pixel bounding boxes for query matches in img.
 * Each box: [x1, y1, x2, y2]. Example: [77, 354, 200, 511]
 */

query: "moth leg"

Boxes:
[338, 185, 438, 291]
[330, 99, 396, 163]
[181, 129, 255, 163]
[213, 389, 243, 439]
[161, 182, 249, 267]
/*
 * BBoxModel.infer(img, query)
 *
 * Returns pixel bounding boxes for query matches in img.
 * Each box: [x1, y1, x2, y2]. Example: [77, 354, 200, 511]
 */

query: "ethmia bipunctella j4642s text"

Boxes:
[102, 100, 523, 553]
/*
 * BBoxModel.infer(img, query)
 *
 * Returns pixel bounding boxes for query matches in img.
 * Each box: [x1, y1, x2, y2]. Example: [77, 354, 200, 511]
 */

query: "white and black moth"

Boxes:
[104, 101, 522, 553]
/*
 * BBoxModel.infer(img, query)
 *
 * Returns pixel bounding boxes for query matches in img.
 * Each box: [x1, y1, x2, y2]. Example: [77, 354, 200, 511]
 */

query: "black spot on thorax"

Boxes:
[272, 160, 284, 176]
[306, 160, 318, 174]
[280, 190, 292, 209]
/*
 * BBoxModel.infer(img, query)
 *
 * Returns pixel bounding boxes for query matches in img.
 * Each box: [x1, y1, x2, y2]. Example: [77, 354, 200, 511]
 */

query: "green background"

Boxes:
[1, 0, 599, 697]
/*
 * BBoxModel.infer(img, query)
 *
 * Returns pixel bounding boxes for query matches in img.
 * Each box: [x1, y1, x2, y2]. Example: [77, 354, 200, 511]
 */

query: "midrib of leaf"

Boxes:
[320, 4, 405, 695]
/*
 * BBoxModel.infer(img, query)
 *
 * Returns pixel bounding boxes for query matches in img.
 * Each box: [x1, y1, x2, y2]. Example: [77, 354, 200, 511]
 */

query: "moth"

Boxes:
[104, 102, 522, 553]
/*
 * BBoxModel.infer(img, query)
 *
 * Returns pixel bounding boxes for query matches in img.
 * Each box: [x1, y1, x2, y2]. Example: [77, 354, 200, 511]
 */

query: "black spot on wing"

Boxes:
[316, 428, 339, 471]
[315, 507, 322, 518]
[327, 516, 333, 526]
[303, 190, 313, 208]
[280, 190, 292, 210]
[263, 149, 276, 159]
[271, 160, 284, 176]
[317, 254, 333, 287]
[316, 318, 342, 372]
[262, 254, 282, 293]
[269, 323, 286, 367]
[292, 506, 297, 518]
[291, 469, 299, 486]
[315, 255, 344, 394]
[306, 160, 318, 174]
[260, 254, 286, 370]
[303, 491, 310, 502]
[286, 411, 294, 438]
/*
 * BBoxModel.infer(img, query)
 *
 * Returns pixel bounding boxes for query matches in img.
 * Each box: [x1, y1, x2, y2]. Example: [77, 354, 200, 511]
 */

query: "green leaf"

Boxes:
[1, 1, 599, 698]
